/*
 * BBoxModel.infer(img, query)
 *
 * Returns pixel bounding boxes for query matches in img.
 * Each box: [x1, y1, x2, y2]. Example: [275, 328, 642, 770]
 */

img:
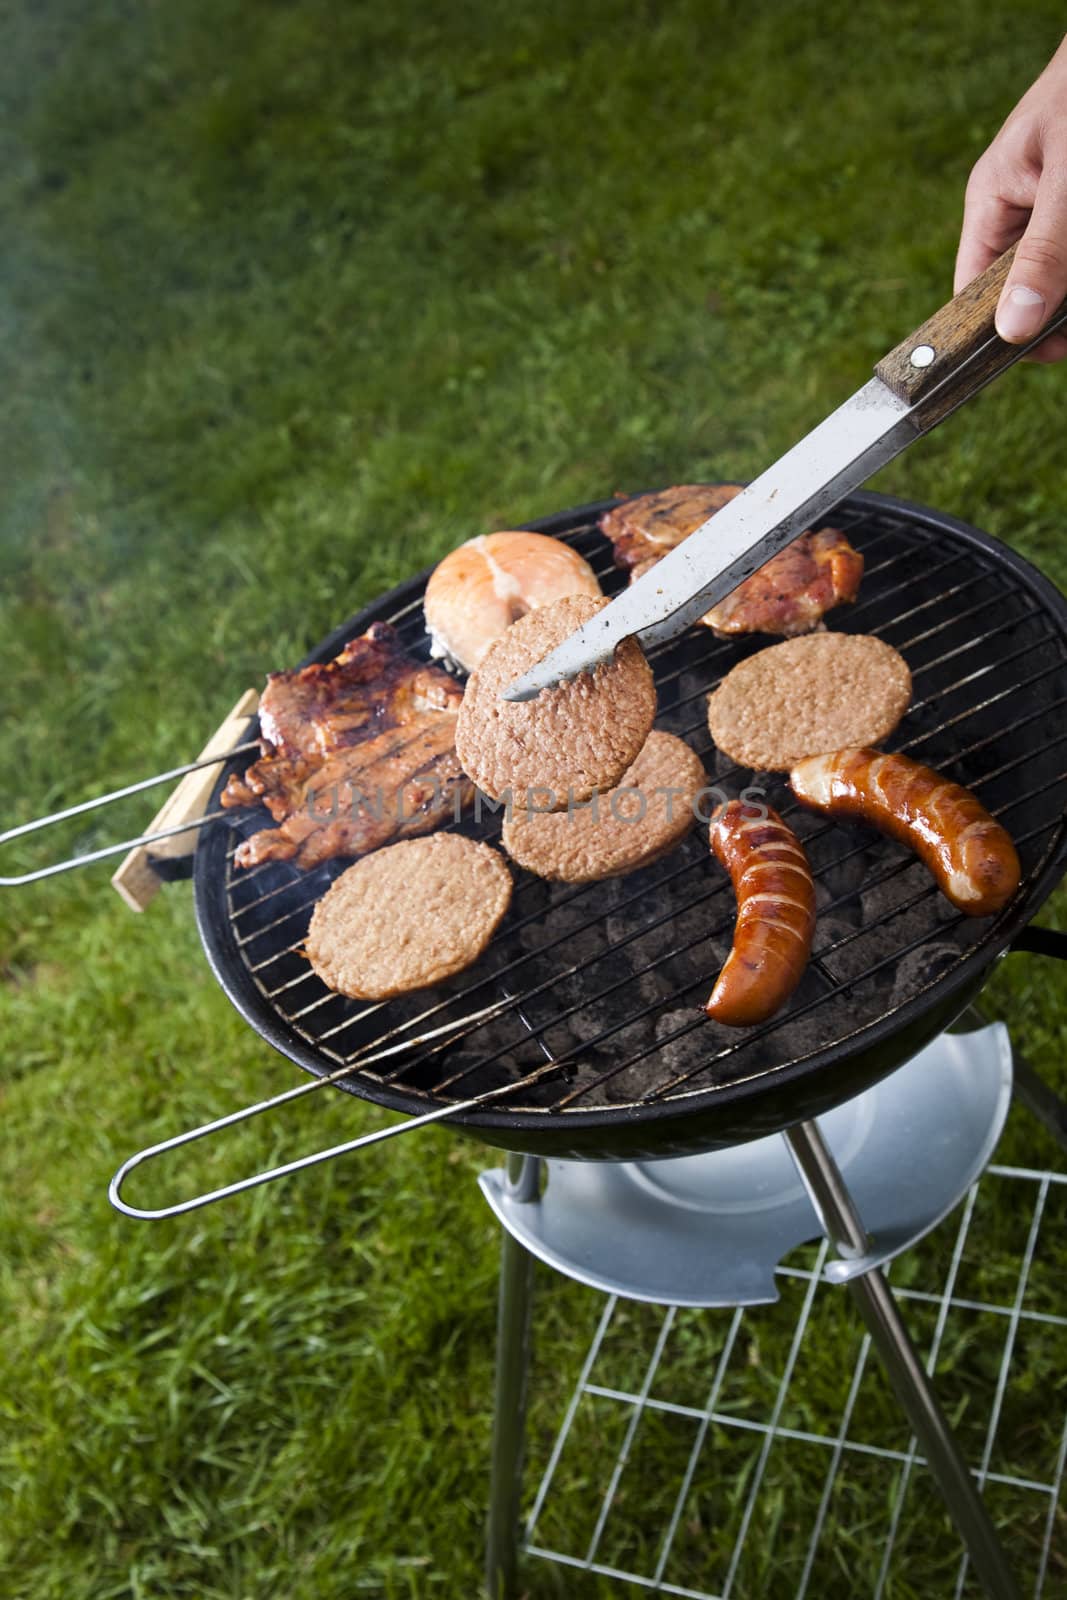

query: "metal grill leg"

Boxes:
[485, 1154, 540, 1600]
[1012, 1056, 1067, 1159]
[953, 1004, 1067, 1160]
[785, 1120, 1021, 1600]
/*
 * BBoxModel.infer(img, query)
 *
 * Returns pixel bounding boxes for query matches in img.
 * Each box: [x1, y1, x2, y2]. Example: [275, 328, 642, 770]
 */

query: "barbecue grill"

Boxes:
[16, 484, 1063, 1600]
[169, 485, 1063, 1600]
[139, 488, 1067, 1185]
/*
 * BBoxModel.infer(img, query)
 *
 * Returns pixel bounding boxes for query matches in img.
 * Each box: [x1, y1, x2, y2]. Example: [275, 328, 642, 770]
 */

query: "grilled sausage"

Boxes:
[789, 748, 1020, 917]
[706, 801, 816, 1027]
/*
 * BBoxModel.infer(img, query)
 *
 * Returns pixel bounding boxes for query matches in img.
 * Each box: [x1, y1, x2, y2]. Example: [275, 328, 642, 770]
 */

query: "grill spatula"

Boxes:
[503, 243, 1067, 701]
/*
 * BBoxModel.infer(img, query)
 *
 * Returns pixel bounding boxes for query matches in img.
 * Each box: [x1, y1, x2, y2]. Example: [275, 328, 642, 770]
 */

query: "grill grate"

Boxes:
[521, 1161, 1067, 1599]
[198, 494, 1067, 1144]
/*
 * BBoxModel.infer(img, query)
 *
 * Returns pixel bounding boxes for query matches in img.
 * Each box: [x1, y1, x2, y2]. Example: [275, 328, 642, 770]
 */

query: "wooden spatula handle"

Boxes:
[875, 243, 1067, 429]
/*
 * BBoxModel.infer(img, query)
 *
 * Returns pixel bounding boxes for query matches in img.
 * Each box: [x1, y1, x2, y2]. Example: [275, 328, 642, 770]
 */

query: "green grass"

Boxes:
[1, 1, 1066, 1595]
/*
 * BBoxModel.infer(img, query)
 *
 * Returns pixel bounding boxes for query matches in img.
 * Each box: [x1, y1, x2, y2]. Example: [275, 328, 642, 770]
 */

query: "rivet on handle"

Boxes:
[909, 344, 936, 368]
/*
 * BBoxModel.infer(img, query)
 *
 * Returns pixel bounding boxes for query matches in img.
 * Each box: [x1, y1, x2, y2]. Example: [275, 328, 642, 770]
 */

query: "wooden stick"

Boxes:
[111, 689, 259, 913]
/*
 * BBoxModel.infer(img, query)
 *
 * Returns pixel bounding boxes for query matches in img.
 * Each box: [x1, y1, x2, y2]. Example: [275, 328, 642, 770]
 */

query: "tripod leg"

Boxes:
[784, 1120, 1020, 1600]
[1012, 1055, 1067, 1159]
[952, 1005, 1067, 1160]
[485, 1154, 540, 1600]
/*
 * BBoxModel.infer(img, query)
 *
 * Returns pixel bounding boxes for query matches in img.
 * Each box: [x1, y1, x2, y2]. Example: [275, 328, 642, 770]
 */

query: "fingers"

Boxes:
[995, 169, 1067, 344]
[1025, 329, 1067, 363]
[955, 183, 1028, 294]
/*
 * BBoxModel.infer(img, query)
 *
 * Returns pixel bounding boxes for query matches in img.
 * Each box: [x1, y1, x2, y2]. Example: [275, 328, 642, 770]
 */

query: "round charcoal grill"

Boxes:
[194, 491, 1067, 1160]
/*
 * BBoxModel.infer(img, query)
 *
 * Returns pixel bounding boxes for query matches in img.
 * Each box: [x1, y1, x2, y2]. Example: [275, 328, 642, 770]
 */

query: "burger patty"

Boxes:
[707, 633, 912, 772]
[305, 833, 513, 999]
[502, 731, 707, 882]
[455, 595, 656, 806]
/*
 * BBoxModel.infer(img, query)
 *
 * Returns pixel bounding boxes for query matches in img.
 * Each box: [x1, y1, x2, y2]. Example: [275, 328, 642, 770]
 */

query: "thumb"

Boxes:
[995, 183, 1067, 343]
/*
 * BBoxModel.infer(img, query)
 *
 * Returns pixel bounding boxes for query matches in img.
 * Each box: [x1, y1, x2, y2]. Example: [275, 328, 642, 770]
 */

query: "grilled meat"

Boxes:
[454, 595, 657, 806]
[600, 484, 863, 637]
[706, 801, 816, 1027]
[222, 622, 472, 870]
[789, 749, 1021, 917]
[306, 834, 513, 1000]
[706, 632, 911, 772]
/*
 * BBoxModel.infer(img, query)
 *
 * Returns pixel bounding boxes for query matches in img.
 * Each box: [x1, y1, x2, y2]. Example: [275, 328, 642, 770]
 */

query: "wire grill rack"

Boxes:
[522, 1163, 1067, 1598]
[195, 492, 1067, 1157]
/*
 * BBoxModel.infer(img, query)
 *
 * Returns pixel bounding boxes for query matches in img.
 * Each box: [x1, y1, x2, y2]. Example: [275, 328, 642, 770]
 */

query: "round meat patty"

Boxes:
[455, 595, 657, 805]
[306, 833, 513, 1000]
[502, 731, 707, 882]
[707, 633, 912, 772]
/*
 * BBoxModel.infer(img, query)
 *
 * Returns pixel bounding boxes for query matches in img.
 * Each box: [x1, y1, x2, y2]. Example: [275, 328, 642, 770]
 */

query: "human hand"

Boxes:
[955, 35, 1067, 363]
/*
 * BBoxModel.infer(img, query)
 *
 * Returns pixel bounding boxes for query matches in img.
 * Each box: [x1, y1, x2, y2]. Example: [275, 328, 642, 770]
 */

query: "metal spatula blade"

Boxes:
[502, 243, 1067, 701]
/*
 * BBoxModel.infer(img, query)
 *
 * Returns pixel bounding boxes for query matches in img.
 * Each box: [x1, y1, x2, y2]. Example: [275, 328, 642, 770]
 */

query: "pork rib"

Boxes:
[221, 622, 472, 870]
[600, 484, 863, 637]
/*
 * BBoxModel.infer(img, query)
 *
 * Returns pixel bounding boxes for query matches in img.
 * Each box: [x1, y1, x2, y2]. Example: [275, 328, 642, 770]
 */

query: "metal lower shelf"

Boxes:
[520, 1160, 1067, 1598]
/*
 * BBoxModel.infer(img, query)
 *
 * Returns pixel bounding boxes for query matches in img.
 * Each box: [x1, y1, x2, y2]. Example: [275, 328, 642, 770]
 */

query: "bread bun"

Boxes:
[424, 531, 601, 672]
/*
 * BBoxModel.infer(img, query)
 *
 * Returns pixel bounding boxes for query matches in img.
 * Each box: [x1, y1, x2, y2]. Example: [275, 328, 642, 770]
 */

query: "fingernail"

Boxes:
[996, 284, 1046, 342]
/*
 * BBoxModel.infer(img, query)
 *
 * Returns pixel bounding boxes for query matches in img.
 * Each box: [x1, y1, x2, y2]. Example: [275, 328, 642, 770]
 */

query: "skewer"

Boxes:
[0, 746, 256, 885]
[8, 623, 471, 899]
[1, 809, 232, 886]
[0, 686, 259, 890]
[5, 677, 466, 899]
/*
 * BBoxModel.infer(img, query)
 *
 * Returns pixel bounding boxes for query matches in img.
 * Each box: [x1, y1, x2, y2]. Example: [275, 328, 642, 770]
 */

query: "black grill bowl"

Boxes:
[194, 491, 1067, 1159]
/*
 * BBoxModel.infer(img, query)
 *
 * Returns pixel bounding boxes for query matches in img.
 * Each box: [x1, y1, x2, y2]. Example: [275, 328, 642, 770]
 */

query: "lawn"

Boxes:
[1, 2, 1066, 1596]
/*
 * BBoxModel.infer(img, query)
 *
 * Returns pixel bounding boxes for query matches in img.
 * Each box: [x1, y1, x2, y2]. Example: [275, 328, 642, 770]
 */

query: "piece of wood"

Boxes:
[875, 243, 1067, 430]
[110, 689, 259, 913]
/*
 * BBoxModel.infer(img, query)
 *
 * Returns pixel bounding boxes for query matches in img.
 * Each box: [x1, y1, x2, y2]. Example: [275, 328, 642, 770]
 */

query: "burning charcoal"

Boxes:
[605, 911, 676, 965]
[813, 877, 835, 911]
[812, 914, 861, 959]
[595, 1060, 665, 1106]
[890, 943, 962, 1008]
[653, 1008, 713, 1076]
[813, 843, 875, 906]
[933, 890, 963, 925]
[818, 865, 960, 988]
[571, 1016, 668, 1104]
[769, 1011, 839, 1061]
[607, 908, 668, 953]
[860, 859, 935, 924]
[681, 668, 716, 705]
[597, 1066, 661, 1105]
[566, 994, 643, 1048]
[609, 899, 724, 993]
[565, 1049, 637, 1106]
[423, 1046, 540, 1101]
[707, 744, 751, 784]
[433, 1048, 493, 1089]
[636, 967, 681, 1006]
[517, 898, 591, 953]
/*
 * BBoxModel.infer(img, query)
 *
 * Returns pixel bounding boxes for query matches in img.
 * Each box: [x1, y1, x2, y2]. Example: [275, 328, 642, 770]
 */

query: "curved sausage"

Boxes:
[789, 748, 1020, 917]
[706, 801, 816, 1027]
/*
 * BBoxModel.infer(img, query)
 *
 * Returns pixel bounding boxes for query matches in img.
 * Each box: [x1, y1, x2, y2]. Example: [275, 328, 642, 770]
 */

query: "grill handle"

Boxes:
[1009, 926, 1067, 961]
[108, 1003, 557, 1220]
[110, 1084, 481, 1220]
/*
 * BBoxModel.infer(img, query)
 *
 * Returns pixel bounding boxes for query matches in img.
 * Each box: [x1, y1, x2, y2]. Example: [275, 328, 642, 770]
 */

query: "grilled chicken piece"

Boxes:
[600, 484, 863, 637]
[222, 622, 472, 870]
